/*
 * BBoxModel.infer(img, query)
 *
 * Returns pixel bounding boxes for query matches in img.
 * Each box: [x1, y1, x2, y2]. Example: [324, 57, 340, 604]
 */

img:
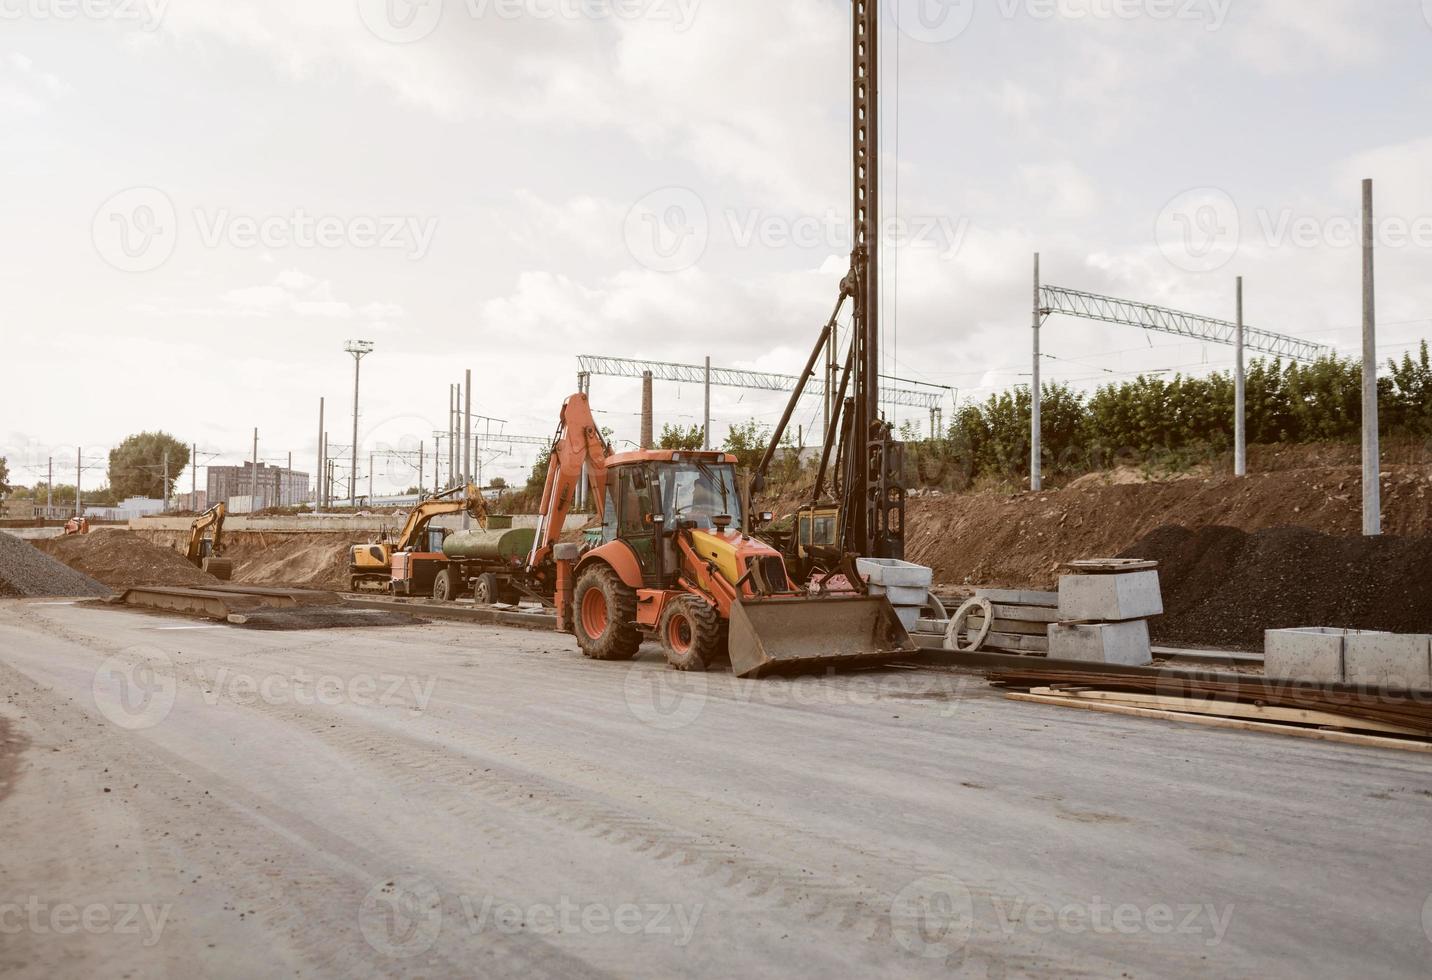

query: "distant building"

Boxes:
[208, 464, 310, 512]
[172, 490, 208, 512]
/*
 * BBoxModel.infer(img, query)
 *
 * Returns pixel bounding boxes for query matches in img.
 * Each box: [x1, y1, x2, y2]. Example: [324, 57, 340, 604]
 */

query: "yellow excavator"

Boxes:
[186, 502, 232, 580]
[347, 485, 486, 593]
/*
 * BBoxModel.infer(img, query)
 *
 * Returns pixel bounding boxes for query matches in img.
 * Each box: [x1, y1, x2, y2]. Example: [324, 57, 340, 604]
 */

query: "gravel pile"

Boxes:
[0, 532, 111, 598]
[1122, 525, 1432, 650]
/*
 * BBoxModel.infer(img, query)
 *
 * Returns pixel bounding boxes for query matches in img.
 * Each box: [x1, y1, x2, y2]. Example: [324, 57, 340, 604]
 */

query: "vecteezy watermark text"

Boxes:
[0, 0, 167, 31]
[991, 895, 1234, 946]
[885, 0, 1232, 44]
[194, 666, 437, 712]
[0, 899, 172, 947]
[460, 895, 703, 946]
[358, 0, 701, 44]
[358, 875, 703, 959]
[623, 186, 969, 273]
[1155, 186, 1432, 273]
[93, 188, 439, 272]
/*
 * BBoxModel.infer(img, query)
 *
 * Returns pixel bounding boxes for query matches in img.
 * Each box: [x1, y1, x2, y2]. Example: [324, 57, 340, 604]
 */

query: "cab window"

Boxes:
[618, 467, 654, 537]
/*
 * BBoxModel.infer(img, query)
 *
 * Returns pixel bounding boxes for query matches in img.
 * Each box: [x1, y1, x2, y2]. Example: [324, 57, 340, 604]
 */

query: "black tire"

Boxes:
[473, 572, 500, 606]
[658, 595, 722, 672]
[433, 569, 457, 602]
[573, 565, 641, 661]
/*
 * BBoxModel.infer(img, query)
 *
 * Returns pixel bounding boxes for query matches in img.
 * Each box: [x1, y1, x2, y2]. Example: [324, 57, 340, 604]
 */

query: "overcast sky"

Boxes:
[3, 0, 1431, 495]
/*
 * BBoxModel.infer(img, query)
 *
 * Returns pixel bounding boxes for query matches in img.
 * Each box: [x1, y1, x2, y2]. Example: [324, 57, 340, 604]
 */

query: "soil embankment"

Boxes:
[903, 460, 1431, 588]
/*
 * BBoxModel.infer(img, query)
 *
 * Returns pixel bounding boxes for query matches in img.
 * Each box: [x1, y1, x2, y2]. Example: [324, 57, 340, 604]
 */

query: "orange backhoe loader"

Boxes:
[525, 393, 915, 678]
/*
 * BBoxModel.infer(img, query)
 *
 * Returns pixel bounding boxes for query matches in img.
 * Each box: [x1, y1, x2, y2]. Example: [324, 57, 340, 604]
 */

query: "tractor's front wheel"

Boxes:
[573, 566, 641, 661]
[658, 595, 722, 672]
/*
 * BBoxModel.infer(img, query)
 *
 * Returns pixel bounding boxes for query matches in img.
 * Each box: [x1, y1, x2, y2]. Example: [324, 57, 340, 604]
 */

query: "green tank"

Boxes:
[441, 526, 536, 563]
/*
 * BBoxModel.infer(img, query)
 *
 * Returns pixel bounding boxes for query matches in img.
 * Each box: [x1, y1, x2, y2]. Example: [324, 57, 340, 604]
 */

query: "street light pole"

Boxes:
[345, 340, 374, 509]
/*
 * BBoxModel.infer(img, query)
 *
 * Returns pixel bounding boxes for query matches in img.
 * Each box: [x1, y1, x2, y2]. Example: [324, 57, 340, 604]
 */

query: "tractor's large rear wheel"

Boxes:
[658, 595, 722, 672]
[574, 565, 641, 661]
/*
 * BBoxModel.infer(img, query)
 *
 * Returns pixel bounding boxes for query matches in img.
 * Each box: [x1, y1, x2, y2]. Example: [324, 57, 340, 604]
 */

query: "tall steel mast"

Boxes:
[755, 0, 906, 561]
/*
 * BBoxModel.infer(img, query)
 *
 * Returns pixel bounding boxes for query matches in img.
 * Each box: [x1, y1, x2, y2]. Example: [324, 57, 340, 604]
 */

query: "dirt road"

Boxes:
[1, 600, 1429, 978]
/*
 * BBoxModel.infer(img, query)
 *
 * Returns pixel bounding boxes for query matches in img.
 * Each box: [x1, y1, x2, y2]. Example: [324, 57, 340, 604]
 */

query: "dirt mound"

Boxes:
[1121, 525, 1432, 651]
[224, 532, 373, 591]
[0, 533, 111, 598]
[903, 462, 1432, 588]
[34, 530, 220, 590]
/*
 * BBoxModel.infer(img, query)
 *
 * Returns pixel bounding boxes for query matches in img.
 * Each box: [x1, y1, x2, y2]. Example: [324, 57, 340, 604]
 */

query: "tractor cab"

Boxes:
[600, 451, 743, 588]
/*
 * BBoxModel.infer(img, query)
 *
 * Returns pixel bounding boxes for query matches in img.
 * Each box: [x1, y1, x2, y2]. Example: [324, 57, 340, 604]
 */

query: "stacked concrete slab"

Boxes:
[1266, 627, 1432, 691]
[1049, 562, 1162, 667]
[968, 589, 1058, 655]
[857, 558, 933, 631]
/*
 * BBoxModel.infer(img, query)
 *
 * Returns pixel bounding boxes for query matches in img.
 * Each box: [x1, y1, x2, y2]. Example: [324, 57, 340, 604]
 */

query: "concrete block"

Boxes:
[1264, 627, 1378, 685]
[1048, 620, 1152, 666]
[856, 558, 933, 589]
[892, 605, 921, 631]
[1344, 633, 1432, 692]
[1058, 570, 1163, 622]
[867, 583, 930, 607]
[975, 588, 1059, 608]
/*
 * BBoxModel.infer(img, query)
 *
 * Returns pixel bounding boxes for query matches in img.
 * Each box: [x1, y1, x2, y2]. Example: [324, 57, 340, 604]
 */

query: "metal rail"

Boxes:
[577, 354, 945, 410]
[1041, 285, 1329, 363]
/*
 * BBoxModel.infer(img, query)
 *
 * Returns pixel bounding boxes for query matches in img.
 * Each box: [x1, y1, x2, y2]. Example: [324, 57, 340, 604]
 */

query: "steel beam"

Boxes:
[1041, 285, 1328, 363]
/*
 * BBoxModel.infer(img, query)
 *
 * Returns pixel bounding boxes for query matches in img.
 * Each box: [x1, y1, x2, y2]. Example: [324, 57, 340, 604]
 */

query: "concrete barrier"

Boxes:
[1048, 620, 1152, 666]
[1058, 570, 1163, 622]
[1344, 633, 1432, 691]
[1263, 627, 1394, 686]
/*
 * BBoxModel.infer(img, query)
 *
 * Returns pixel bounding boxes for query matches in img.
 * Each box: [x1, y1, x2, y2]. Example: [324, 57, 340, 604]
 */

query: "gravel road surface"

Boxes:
[1, 599, 1429, 978]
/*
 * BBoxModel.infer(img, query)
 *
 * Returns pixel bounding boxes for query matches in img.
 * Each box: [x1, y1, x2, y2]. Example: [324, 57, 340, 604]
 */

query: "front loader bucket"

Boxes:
[727, 595, 918, 679]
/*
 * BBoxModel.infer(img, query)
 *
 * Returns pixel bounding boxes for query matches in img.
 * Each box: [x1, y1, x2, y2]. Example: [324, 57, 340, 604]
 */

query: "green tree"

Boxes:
[658, 424, 705, 450]
[0, 456, 9, 498]
[489, 477, 508, 489]
[107, 432, 190, 500]
[723, 419, 771, 471]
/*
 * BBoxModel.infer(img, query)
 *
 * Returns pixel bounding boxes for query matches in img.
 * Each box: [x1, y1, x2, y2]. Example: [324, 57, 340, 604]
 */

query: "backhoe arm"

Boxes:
[528, 393, 609, 569]
[393, 485, 485, 551]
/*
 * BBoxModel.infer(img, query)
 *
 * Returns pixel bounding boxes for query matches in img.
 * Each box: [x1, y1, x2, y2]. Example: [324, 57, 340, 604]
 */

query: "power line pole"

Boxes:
[463, 368, 473, 529]
[432, 432, 444, 495]
[162, 449, 169, 511]
[1031, 252, 1042, 492]
[286, 451, 293, 508]
[75, 446, 81, 518]
[191, 443, 198, 508]
[316, 397, 325, 509]
[368, 452, 374, 504]
[1362, 178, 1381, 537]
[345, 340, 374, 509]
[1235, 276, 1247, 478]
[704, 355, 712, 450]
[250, 429, 259, 510]
[46, 457, 52, 512]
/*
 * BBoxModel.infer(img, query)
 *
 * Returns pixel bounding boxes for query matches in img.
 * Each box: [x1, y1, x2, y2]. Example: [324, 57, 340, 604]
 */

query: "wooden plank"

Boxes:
[1004, 692, 1432, 754]
[1062, 559, 1159, 574]
[974, 588, 1058, 608]
[1038, 688, 1426, 737]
